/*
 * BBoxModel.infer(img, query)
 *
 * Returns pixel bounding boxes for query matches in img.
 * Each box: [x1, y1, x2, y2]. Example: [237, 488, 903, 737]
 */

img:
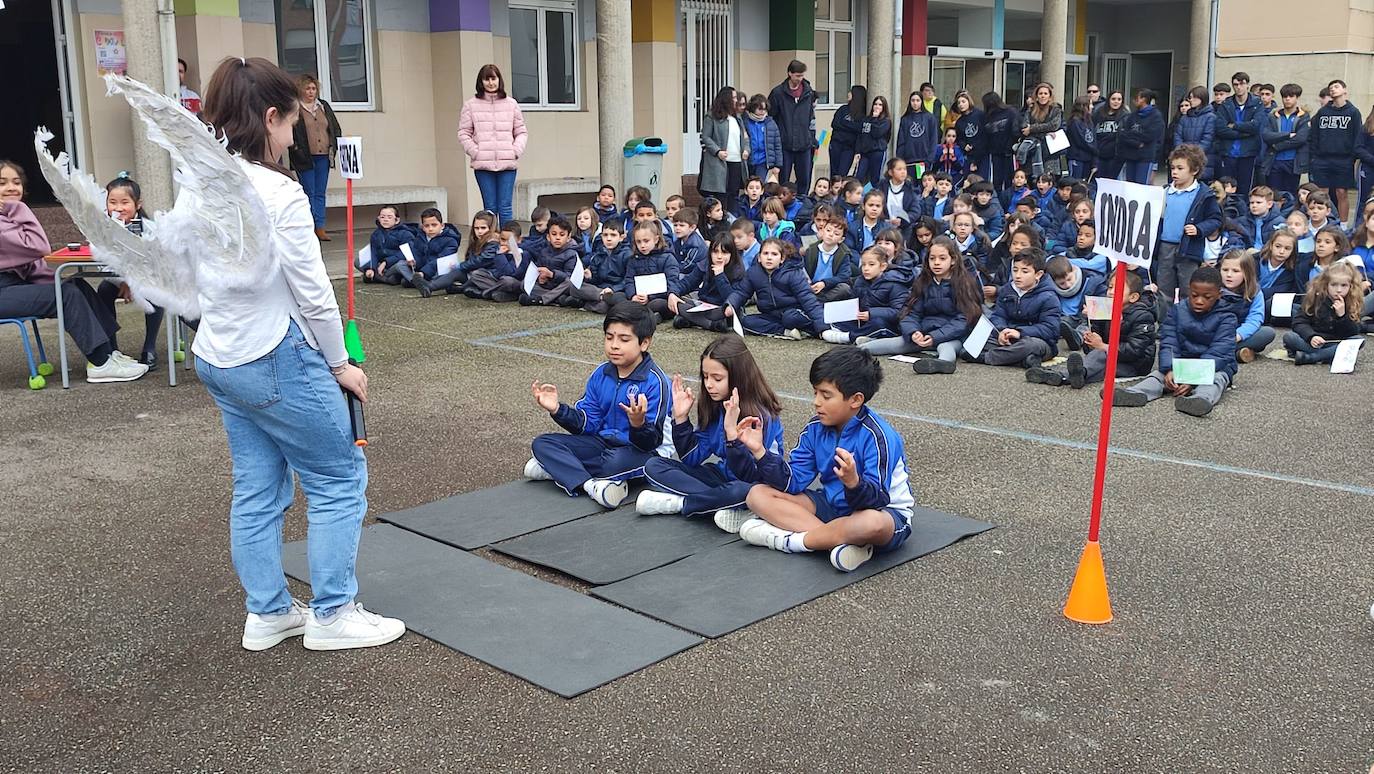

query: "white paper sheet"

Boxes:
[730, 307, 745, 337]
[1084, 295, 1113, 321]
[522, 262, 539, 296]
[962, 315, 996, 359]
[571, 257, 585, 289]
[435, 253, 459, 275]
[399, 243, 415, 264]
[686, 302, 719, 313]
[635, 273, 669, 296]
[1331, 337, 1363, 374]
[823, 298, 860, 324]
[888, 355, 918, 364]
[355, 244, 372, 270]
[1271, 292, 1296, 317]
[1045, 129, 1071, 155]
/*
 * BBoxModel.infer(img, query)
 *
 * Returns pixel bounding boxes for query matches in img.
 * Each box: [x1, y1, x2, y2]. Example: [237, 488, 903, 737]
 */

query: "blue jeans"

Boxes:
[475, 168, 518, 223]
[781, 149, 814, 192]
[196, 322, 367, 617]
[298, 154, 330, 228]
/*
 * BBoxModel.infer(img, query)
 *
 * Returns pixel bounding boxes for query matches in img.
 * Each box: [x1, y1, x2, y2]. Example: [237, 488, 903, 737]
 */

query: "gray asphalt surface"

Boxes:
[2, 276, 1372, 773]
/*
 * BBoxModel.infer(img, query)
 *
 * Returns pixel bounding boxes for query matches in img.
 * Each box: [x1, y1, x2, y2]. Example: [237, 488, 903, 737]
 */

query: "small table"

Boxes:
[45, 249, 182, 389]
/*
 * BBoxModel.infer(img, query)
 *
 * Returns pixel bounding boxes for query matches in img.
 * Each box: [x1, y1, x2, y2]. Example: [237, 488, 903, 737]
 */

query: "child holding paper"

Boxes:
[410, 208, 462, 290]
[732, 346, 915, 573]
[1047, 255, 1106, 352]
[1283, 263, 1365, 366]
[1217, 250, 1275, 362]
[725, 238, 825, 340]
[670, 234, 746, 332]
[421, 210, 504, 298]
[1256, 228, 1301, 322]
[803, 220, 856, 302]
[492, 215, 579, 304]
[1026, 270, 1158, 389]
[637, 335, 784, 532]
[978, 248, 1062, 369]
[820, 246, 913, 344]
[567, 221, 632, 313]
[365, 205, 416, 283]
[526, 302, 671, 509]
[1114, 265, 1237, 417]
[862, 237, 979, 369]
[612, 221, 680, 321]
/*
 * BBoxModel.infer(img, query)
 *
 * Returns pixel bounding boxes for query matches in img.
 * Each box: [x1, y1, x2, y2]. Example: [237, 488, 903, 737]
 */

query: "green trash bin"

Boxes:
[623, 137, 668, 204]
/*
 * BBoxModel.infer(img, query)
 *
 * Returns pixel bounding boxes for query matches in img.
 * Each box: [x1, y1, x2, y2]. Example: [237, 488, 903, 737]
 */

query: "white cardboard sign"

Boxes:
[1093, 177, 1165, 269]
[337, 136, 363, 180]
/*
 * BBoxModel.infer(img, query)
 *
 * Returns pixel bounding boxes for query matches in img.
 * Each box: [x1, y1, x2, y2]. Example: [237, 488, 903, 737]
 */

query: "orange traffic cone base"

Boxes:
[1063, 540, 1113, 624]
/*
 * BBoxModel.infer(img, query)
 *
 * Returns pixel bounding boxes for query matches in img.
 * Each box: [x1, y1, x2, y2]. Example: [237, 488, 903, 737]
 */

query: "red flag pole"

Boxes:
[345, 177, 355, 321]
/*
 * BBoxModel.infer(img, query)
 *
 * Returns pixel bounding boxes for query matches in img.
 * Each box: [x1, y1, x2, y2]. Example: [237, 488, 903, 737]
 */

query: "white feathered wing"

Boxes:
[34, 74, 275, 319]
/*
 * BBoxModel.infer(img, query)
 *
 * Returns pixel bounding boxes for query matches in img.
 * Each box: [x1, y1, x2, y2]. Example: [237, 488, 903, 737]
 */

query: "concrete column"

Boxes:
[596, 0, 633, 188]
[1039, 0, 1068, 95]
[1190, 0, 1211, 88]
[123, 0, 176, 211]
[867, 0, 895, 104]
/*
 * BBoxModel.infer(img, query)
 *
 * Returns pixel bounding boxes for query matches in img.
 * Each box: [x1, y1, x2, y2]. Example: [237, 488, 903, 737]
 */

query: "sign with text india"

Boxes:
[1093, 178, 1165, 269]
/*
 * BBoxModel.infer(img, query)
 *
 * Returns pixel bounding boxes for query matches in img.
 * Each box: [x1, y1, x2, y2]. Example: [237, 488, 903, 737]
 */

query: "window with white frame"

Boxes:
[509, 0, 580, 109]
[276, 0, 376, 110]
[814, 0, 853, 106]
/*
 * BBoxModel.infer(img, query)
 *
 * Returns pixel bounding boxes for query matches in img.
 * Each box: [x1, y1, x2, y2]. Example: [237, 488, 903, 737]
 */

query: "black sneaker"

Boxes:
[1112, 389, 1149, 407]
[518, 294, 536, 306]
[1060, 320, 1083, 352]
[1066, 352, 1086, 389]
[1021, 352, 1044, 369]
[1175, 394, 1213, 417]
[672, 316, 691, 329]
[913, 358, 956, 374]
[1025, 366, 1064, 386]
[415, 279, 432, 298]
[138, 350, 158, 370]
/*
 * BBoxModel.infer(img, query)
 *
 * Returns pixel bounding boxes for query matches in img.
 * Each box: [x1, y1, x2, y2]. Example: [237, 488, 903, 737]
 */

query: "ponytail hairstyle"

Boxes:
[105, 172, 149, 219]
[202, 57, 299, 175]
[697, 334, 782, 429]
[631, 219, 668, 253]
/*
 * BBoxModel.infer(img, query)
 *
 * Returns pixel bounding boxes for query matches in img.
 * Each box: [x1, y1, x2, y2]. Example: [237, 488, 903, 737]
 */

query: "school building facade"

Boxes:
[8, 0, 1374, 222]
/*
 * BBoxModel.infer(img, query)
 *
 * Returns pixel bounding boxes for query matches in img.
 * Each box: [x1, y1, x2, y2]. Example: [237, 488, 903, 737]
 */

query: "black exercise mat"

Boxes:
[591, 508, 993, 638]
[493, 507, 740, 585]
[281, 524, 701, 698]
[376, 480, 607, 549]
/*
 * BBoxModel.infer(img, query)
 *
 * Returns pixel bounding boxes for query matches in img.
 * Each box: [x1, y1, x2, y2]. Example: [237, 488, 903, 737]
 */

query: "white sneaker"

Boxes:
[111, 350, 137, 365]
[583, 478, 630, 509]
[829, 543, 874, 572]
[636, 490, 684, 515]
[712, 508, 753, 533]
[241, 598, 310, 651]
[303, 602, 406, 651]
[524, 457, 552, 481]
[854, 336, 873, 346]
[781, 328, 806, 340]
[820, 329, 850, 344]
[738, 517, 798, 552]
[86, 355, 149, 383]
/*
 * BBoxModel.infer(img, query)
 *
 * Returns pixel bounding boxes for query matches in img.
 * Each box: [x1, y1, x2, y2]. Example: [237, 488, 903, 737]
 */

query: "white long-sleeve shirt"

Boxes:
[191, 161, 346, 369]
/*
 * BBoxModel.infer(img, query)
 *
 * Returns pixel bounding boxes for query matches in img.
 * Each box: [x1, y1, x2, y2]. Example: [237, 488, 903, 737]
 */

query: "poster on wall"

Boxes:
[94, 30, 127, 76]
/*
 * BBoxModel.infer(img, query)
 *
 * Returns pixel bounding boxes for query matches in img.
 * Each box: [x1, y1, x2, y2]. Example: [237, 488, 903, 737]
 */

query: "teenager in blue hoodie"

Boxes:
[952, 91, 987, 179]
[1114, 265, 1237, 417]
[1118, 89, 1165, 184]
[1307, 78, 1363, 222]
[365, 205, 417, 283]
[821, 246, 913, 344]
[854, 97, 893, 188]
[1156, 145, 1224, 304]
[896, 91, 939, 175]
[979, 247, 1062, 368]
[725, 238, 826, 339]
[1213, 72, 1263, 191]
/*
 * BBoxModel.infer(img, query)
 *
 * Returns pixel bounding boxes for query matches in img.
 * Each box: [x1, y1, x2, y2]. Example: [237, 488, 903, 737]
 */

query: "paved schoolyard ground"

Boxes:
[2, 276, 1372, 773]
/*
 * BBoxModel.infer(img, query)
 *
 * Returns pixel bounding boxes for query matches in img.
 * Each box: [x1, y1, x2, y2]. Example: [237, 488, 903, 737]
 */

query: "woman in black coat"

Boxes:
[288, 74, 342, 241]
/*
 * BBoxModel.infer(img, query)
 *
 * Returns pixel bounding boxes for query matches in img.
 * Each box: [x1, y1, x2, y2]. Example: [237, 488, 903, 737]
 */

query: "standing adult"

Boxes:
[288, 74, 340, 242]
[1117, 89, 1165, 185]
[1093, 90, 1128, 182]
[920, 83, 949, 131]
[1173, 86, 1216, 181]
[1213, 71, 1262, 193]
[199, 57, 404, 652]
[827, 86, 867, 179]
[458, 64, 528, 224]
[1086, 84, 1105, 112]
[981, 91, 1019, 189]
[1019, 82, 1064, 178]
[177, 58, 202, 115]
[767, 60, 818, 191]
[699, 86, 748, 204]
[1308, 78, 1362, 223]
[1262, 84, 1309, 201]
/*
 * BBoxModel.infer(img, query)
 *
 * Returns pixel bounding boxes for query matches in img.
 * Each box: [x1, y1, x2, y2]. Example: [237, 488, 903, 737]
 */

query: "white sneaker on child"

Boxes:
[302, 602, 406, 651]
[635, 490, 684, 515]
[820, 329, 850, 344]
[738, 517, 804, 552]
[583, 478, 630, 509]
[524, 457, 552, 481]
[712, 508, 753, 533]
[829, 543, 874, 572]
[86, 355, 149, 383]
[241, 597, 310, 651]
[781, 328, 806, 340]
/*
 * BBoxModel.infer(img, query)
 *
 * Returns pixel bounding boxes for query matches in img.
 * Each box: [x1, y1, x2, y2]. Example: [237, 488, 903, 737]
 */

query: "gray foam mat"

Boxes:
[281, 524, 701, 698]
[493, 507, 740, 585]
[376, 479, 607, 549]
[591, 508, 994, 638]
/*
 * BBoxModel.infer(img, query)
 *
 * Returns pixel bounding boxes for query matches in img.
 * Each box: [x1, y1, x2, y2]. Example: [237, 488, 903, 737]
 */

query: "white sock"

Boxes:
[784, 532, 812, 553]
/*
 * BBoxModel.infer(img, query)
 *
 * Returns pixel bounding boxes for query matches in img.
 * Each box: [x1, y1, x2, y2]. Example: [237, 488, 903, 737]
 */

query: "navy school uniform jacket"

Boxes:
[852, 264, 914, 332]
[999, 185, 1033, 213]
[1214, 95, 1264, 158]
[673, 229, 708, 271]
[951, 231, 993, 267]
[897, 110, 940, 166]
[726, 255, 826, 324]
[846, 217, 886, 252]
[552, 354, 671, 453]
[1160, 185, 1224, 262]
[592, 202, 620, 224]
[855, 115, 892, 156]
[369, 222, 418, 269]
[1052, 266, 1106, 318]
[517, 242, 581, 287]
[674, 411, 784, 481]
[972, 199, 1006, 241]
[787, 197, 815, 232]
[1088, 290, 1159, 377]
[956, 108, 988, 164]
[456, 240, 513, 278]
[1093, 107, 1125, 162]
[728, 405, 914, 520]
[1292, 296, 1363, 342]
[837, 199, 861, 225]
[1234, 209, 1284, 250]
[675, 260, 746, 304]
[988, 275, 1063, 348]
[619, 248, 681, 300]
[900, 277, 973, 345]
[734, 195, 765, 221]
[1217, 289, 1266, 343]
[1262, 110, 1311, 176]
[984, 107, 1019, 159]
[521, 228, 549, 256]
[1053, 218, 1086, 251]
[879, 182, 922, 227]
[1308, 102, 1363, 159]
[1158, 300, 1238, 379]
[586, 242, 631, 288]
[1255, 253, 1297, 309]
[413, 223, 463, 278]
[803, 242, 856, 291]
[1066, 117, 1097, 164]
[929, 143, 966, 179]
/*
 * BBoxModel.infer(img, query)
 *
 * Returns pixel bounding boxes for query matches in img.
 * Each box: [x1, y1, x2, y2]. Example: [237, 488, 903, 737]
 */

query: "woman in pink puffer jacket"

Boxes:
[458, 64, 528, 223]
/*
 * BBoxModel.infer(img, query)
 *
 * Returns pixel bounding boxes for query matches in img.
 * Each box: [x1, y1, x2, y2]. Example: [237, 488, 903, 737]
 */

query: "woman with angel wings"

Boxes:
[37, 58, 404, 651]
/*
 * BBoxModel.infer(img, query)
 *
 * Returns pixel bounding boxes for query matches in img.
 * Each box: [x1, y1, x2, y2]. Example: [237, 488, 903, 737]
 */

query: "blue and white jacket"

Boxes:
[673, 230, 709, 271]
[730, 406, 914, 520]
[552, 354, 672, 453]
[675, 411, 784, 480]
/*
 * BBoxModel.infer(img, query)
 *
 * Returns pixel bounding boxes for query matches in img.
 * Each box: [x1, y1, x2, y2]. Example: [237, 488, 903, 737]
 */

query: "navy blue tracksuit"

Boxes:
[643, 412, 784, 516]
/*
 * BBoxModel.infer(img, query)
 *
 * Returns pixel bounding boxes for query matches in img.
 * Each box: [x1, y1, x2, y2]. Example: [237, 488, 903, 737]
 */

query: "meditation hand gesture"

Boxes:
[620, 393, 649, 427]
[671, 374, 694, 423]
[832, 448, 860, 488]
[723, 388, 741, 431]
[531, 381, 560, 413]
[735, 416, 764, 456]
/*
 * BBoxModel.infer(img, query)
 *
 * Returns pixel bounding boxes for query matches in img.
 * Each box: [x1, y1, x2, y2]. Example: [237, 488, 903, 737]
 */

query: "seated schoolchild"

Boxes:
[1114, 266, 1237, 417]
[907, 216, 939, 265]
[619, 185, 651, 231]
[671, 209, 708, 270]
[493, 215, 580, 305]
[757, 198, 802, 250]
[526, 302, 671, 508]
[1235, 185, 1283, 250]
[982, 223, 1039, 304]
[725, 238, 825, 340]
[948, 211, 992, 269]
[569, 220, 632, 314]
[569, 206, 601, 257]
[592, 184, 620, 224]
[421, 211, 504, 297]
[637, 335, 784, 532]
[522, 206, 551, 254]
[846, 190, 887, 252]
[968, 181, 1006, 241]
[821, 246, 912, 344]
[734, 177, 766, 221]
[1284, 262, 1364, 365]
[670, 233, 747, 332]
[836, 178, 864, 225]
[1255, 228, 1300, 322]
[976, 247, 1061, 368]
[1013, 195, 1054, 238]
[92, 175, 162, 368]
[664, 194, 687, 221]
[876, 237, 982, 372]
[804, 220, 857, 302]
[732, 346, 915, 572]
[409, 207, 462, 288]
[699, 197, 734, 243]
[877, 158, 920, 234]
[365, 204, 417, 283]
[924, 172, 955, 222]
[1046, 255, 1106, 351]
[1216, 250, 1275, 362]
[1026, 270, 1158, 389]
[612, 221, 680, 320]
[1050, 196, 1093, 253]
[998, 168, 1032, 213]
[874, 227, 919, 268]
[731, 218, 761, 268]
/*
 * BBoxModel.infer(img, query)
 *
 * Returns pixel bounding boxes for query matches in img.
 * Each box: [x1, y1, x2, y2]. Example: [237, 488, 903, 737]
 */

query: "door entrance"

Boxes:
[0, 0, 78, 203]
[680, 0, 733, 176]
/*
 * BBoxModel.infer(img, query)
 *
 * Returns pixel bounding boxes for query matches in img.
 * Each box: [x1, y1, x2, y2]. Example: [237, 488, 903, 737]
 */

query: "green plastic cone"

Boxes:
[344, 319, 366, 363]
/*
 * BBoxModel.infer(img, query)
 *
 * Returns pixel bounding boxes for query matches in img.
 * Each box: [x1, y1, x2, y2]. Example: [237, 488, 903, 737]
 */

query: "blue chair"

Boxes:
[1, 317, 53, 390]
